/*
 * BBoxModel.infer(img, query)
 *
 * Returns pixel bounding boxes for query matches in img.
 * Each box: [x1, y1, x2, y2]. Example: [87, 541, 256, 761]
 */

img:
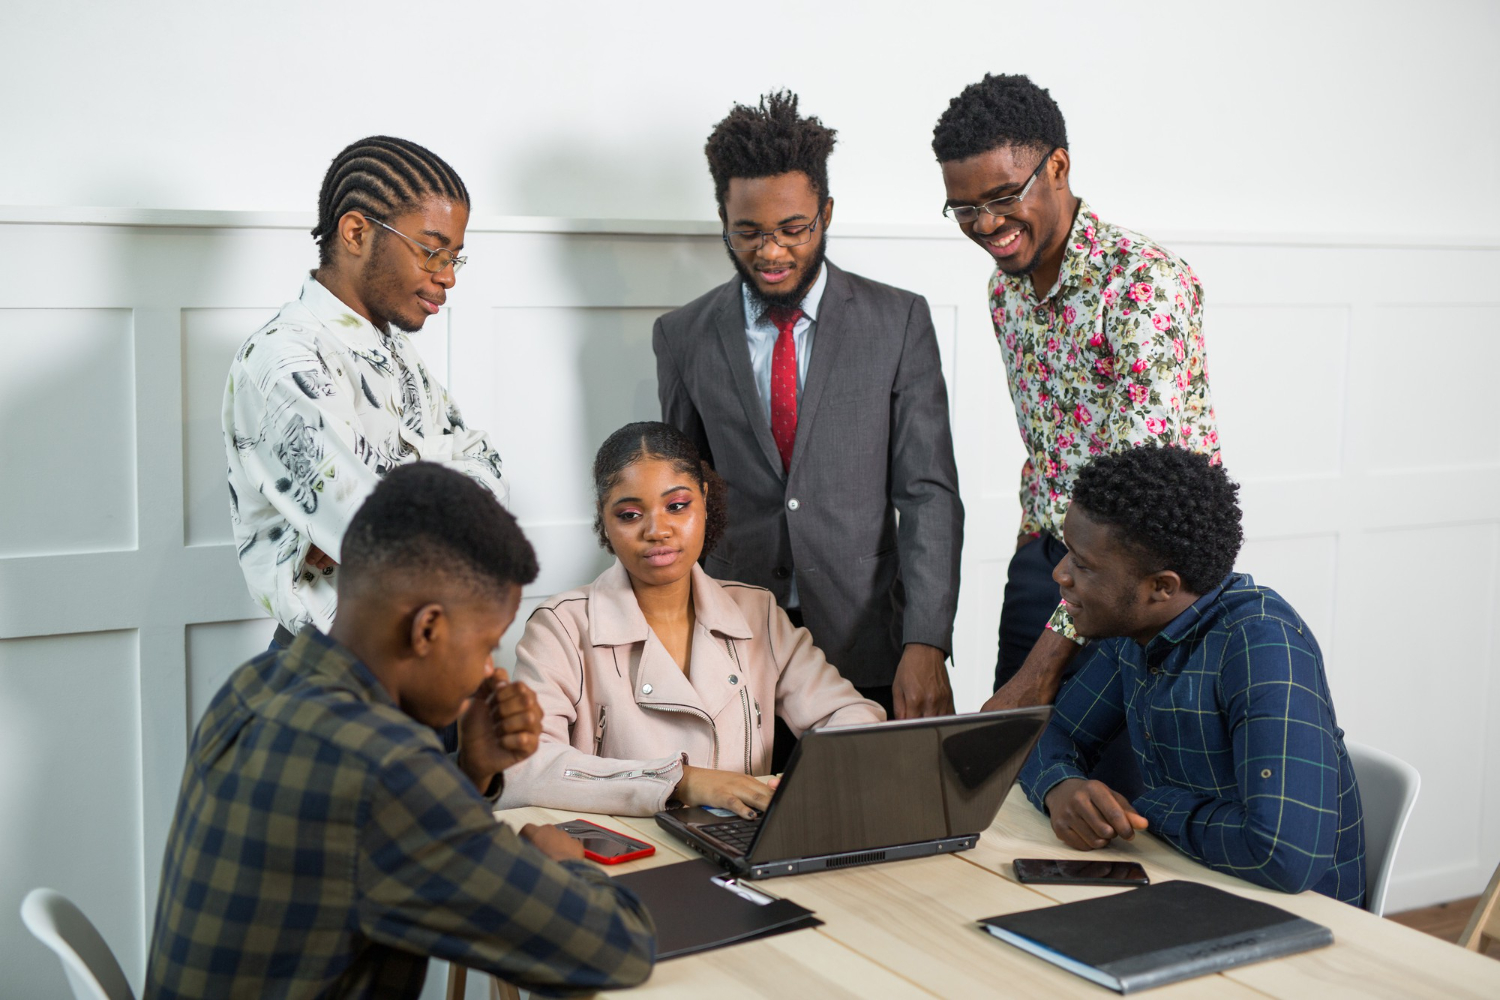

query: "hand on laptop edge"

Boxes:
[674, 766, 780, 819]
[1043, 777, 1149, 851]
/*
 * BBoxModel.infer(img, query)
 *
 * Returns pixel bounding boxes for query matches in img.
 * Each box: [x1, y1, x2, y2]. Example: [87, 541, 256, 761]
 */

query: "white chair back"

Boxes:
[1344, 740, 1420, 916]
[19, 888, 135, 1000]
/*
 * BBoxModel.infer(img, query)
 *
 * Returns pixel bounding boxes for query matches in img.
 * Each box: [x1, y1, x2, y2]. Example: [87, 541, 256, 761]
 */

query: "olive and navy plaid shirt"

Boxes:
[1020, 573, 1366, 905]
[145, 630, 655, 999]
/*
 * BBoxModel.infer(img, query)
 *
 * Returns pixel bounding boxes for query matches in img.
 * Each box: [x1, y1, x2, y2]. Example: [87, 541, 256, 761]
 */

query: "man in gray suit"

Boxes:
[653, 91, 963, 728]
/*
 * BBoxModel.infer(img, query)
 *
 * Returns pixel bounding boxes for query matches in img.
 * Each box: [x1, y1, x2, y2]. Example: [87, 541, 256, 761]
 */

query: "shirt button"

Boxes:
[1149, 666, 1162, 675]
[786, 498, 801, 511]
[773, 566, 791, 580]
[1144, 730, 1152, 742]
[1261, 768, 1273, 779]
[729, 675, 738, 685]
[641, 683, 653, 695]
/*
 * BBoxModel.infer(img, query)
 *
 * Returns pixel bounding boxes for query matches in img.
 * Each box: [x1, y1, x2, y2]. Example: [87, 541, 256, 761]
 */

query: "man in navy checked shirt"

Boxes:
[1018, 447, 1365, 905]
[146, 464, 655, 998]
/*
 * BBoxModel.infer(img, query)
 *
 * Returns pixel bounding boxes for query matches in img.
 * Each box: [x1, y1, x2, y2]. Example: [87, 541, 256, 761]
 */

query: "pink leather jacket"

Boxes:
[498, 560, 885, 815]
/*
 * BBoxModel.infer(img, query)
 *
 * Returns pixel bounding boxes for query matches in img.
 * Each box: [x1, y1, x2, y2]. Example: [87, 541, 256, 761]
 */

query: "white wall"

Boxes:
[3, 3, 1498, 998]
[4, 1, 1498, 237]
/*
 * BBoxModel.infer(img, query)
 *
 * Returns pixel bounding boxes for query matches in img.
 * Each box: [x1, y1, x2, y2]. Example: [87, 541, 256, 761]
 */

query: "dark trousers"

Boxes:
[997, 535, 1143, 799]
[269, 625, 459, 753]
[767, 609, 894, 774]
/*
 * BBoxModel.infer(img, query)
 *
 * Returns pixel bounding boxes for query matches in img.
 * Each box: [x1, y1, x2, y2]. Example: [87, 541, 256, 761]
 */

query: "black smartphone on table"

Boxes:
[1012, 858, 1150, 886]
[557, 820, 657, 864]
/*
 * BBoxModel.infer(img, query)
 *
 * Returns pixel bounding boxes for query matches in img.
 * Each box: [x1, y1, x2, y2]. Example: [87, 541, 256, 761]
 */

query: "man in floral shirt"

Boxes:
[933, 74, 1220, 744]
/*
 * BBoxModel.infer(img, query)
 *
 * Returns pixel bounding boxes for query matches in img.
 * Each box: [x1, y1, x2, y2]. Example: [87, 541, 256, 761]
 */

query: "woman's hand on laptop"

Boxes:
[675, 767, 780, 820]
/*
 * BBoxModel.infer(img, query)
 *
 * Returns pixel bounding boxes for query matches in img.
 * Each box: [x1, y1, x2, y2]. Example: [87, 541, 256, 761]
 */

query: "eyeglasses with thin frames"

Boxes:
[365, 216, 468, 274]
[942, 147, 1058, 225]
[722, 206, 825, 252]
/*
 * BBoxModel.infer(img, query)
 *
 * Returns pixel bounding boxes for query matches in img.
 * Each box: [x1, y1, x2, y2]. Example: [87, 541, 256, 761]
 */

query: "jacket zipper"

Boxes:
[563, 760, 682, 781]
[741, 687, 753, 773]
[642, 702, 719, 769]
[593, 704, 608, 755]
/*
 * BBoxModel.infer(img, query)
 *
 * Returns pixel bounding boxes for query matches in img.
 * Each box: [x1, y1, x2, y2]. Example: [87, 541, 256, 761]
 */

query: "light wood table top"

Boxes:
[494, 793, 1500, 998]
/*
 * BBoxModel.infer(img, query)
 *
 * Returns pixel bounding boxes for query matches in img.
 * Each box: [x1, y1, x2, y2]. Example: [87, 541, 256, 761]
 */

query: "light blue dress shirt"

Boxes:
[740, 264, 828, 608]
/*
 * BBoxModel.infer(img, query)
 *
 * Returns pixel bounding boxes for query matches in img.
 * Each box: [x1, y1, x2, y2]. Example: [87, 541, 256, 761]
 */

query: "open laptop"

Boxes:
[655, 706, 1051, 879]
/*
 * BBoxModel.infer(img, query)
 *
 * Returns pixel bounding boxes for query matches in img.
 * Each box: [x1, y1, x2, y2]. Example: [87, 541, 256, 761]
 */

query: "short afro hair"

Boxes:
[593, 421, 727, 557]
[1070, 447, 1242, 595]
[932, 73, 1068, 163]
[341, 462, 537, 600]
[704, 90, 838, 213]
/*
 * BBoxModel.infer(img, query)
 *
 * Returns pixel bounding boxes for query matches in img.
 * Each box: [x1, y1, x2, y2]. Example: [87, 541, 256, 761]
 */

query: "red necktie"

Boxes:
[767, 305, 804, 472]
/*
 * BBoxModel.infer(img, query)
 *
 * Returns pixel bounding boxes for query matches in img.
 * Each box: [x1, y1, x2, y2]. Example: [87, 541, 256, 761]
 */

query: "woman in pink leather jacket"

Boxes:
[498, 421, 885, 818]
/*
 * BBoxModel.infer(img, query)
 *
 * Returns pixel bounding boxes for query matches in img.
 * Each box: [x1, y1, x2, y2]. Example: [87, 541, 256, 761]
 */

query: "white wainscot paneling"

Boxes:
[1359, 304, 1500, 473]
[185, 618, 277, 731]
[181, 307, 279, 546]
[1208, 304, 1348, 481]
[449, 306, 663, 595]
[0, 630, 144, 998]
[1234, 534, 1338, 673]
[1346, 522, 1498, 910]
[0, 308, 136, 557]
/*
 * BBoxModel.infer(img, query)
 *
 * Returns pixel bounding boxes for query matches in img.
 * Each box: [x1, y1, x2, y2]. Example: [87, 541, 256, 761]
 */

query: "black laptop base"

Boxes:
[657, 808, 979, 879]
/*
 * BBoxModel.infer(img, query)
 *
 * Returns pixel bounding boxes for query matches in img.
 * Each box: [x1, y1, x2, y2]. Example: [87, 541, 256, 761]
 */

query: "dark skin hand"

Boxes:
[455, 666, 543, 795]
[893, 642, 955, 718]
[981, 628, 1079, 711]
[1043, 777, 1149, 851]
[520, 822, 586, 863]
[307, 545, 337, 574]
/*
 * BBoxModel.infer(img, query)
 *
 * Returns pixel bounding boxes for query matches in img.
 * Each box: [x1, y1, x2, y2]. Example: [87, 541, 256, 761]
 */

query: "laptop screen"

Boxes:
[748, 707, 1051, 863]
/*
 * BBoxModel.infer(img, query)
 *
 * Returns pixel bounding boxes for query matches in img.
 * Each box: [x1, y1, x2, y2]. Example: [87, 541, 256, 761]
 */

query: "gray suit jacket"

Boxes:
[653, 261, 963, 687]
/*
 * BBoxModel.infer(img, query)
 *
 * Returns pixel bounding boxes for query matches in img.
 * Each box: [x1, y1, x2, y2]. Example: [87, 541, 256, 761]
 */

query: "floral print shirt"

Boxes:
[224, 277, 507, 634]
[989, 200, 1220, 639]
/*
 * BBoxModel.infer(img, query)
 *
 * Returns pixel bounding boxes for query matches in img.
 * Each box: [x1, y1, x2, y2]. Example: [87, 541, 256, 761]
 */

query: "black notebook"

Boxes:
[979, 880, 1333, 993]
[611, 859, 822, 960]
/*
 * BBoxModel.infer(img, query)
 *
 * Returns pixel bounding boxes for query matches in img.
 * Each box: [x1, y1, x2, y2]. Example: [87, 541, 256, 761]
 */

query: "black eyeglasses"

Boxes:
[723, 207, 824, 252]
[942, 147, 1057, 225]
[366, 216, 468, 273]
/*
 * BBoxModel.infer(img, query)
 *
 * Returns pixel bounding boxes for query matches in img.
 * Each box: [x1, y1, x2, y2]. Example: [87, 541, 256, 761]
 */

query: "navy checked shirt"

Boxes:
[1019, 573, 1366, 905]
[146, 630, 655, 999]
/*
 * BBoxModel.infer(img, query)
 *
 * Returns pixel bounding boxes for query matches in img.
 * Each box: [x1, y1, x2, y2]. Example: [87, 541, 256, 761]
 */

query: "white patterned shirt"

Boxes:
[224, 277, 508, 634]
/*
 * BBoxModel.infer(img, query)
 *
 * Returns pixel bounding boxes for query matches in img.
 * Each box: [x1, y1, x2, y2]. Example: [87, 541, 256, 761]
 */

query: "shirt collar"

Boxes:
[1146, 572, 1243, 653]
[283, 627, 400, 711]
[741, 260, 829, 329]
[298, 275, 389, 347]
[588, 560, 755, 647]
[999, 197, 1096, 302]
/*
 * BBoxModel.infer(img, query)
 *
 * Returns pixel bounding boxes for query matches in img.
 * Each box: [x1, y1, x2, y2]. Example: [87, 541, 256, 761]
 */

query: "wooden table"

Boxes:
[491, 794, 1500, 998]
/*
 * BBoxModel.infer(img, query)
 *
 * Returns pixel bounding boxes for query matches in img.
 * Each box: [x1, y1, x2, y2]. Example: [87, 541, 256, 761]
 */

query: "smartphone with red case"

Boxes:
[557, 820, 657, 864]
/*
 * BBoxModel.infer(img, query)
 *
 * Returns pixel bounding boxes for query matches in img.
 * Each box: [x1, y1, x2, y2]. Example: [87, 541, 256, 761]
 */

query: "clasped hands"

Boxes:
[453, 661, 589, 863]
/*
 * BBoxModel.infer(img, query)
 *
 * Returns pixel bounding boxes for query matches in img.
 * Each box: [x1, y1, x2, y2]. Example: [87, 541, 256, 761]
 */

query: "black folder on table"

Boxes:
[978, 880, 1333, 993]
[612, 859, 822, 959]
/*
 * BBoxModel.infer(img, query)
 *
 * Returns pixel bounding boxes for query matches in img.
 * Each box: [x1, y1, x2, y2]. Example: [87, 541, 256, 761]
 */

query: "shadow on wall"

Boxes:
[501, 129, 713, 223]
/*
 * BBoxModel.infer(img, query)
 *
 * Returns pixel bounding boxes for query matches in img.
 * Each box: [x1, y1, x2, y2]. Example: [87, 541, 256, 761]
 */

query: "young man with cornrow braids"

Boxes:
[933, 77, 1221, 759]
[224, 136, 509, 647]
[655, 92, 963, 744]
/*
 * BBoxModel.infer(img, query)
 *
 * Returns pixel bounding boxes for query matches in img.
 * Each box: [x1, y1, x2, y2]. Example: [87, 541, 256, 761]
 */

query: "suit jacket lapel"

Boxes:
[714, 277, 787, 478]
[788, 261, 852, 481]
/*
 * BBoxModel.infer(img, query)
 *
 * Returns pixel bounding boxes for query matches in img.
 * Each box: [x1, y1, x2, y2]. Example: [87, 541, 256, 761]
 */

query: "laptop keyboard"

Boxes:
[700, 818, 762, 854]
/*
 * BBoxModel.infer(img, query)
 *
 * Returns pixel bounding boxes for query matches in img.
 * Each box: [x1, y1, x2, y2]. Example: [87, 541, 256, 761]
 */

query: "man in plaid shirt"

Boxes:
[1018, 448, 1365, 905]
[146, 464, 655, 998]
